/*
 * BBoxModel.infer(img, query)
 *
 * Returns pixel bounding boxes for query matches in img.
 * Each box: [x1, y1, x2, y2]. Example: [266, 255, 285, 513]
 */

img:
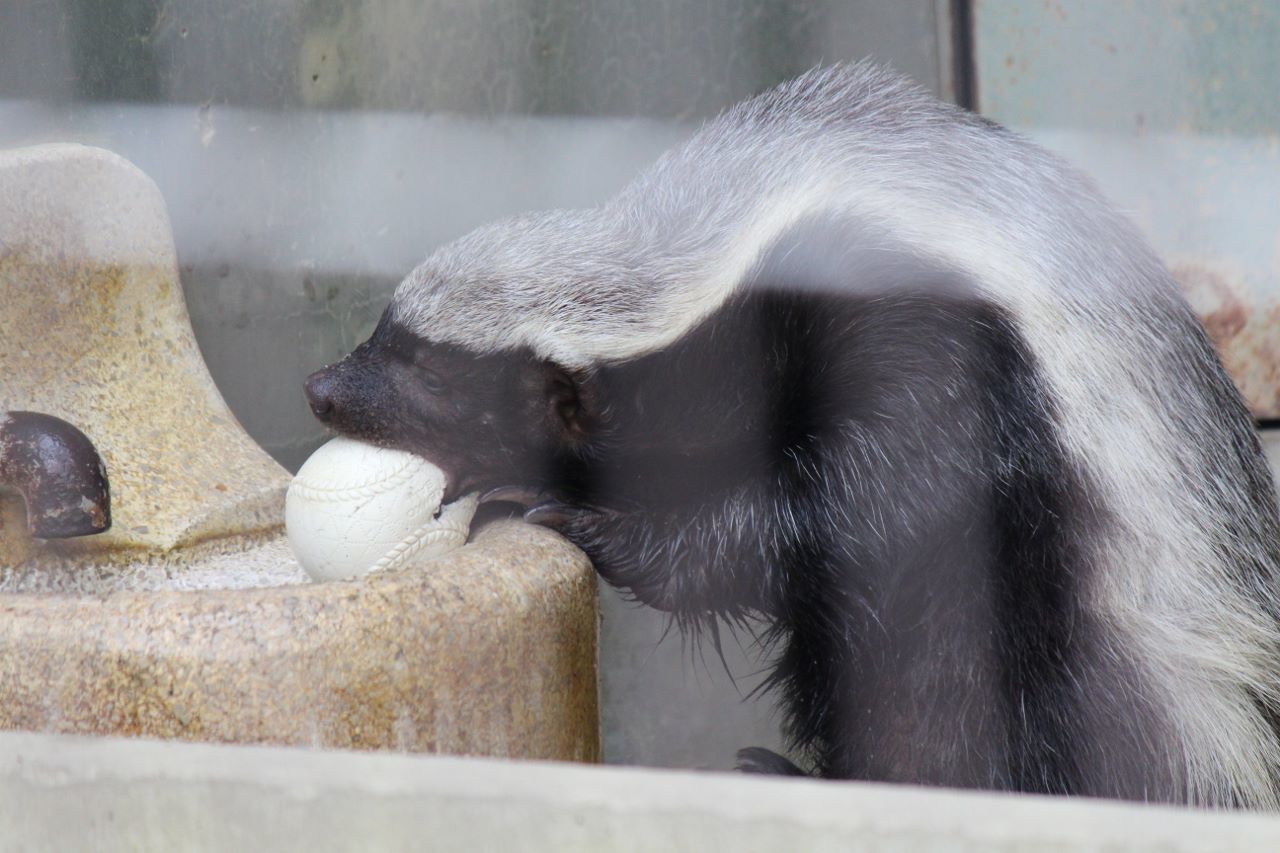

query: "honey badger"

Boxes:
[304, 62, 1280, 805]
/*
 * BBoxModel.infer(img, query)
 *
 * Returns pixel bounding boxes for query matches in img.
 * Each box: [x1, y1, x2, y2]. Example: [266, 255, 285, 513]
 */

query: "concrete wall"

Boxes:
[5, 731, 1280, 851]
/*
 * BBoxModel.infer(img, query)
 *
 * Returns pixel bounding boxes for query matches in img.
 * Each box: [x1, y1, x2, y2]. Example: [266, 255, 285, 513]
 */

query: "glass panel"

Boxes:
[1, 0, 951, 466]
[974, 0, 1280, 418]
[0, 0, 951, 772]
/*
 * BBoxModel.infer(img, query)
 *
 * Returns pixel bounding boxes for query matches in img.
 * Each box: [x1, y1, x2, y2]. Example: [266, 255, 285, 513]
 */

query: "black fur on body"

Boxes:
[305, 64, 1280, 806]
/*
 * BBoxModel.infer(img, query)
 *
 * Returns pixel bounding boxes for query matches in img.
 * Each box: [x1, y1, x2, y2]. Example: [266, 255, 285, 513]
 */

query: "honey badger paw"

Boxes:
[523, 501, 625, 570]
[736, 747, 810, 777]
[487, 482, 770, 617]
[481, 486, 619, 552]
[519, 499, 676, 609]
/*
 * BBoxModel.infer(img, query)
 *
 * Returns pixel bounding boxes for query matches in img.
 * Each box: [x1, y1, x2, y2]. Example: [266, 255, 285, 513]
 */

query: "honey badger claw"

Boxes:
[480, 486, 552, 507]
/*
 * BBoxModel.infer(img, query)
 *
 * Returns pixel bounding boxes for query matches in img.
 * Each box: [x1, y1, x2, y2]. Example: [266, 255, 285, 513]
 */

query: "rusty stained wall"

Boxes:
[973, 0, 1280, 418]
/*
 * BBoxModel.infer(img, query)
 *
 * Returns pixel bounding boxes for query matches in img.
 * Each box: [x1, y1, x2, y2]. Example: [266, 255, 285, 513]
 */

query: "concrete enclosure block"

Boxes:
[0, 144, 598, 761]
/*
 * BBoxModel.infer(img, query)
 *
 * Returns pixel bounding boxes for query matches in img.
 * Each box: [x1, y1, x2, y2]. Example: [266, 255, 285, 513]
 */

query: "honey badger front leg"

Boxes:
[514, 477, 788, 622]
[515, 466, 822, 779]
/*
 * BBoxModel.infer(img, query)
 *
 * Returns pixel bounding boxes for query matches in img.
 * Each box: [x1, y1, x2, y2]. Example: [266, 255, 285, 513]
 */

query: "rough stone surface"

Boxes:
[0, 143, 289, 558]
[0, 144, 598, 762]
[0, 521, 598, 759]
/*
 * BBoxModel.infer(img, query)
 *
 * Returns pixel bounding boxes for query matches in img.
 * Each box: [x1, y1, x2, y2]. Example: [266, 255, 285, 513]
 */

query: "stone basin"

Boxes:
[0, 144, 598, 760]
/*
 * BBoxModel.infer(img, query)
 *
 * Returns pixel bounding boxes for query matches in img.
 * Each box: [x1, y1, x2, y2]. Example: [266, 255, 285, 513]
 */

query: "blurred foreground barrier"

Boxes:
[2, 731, 1279, 851]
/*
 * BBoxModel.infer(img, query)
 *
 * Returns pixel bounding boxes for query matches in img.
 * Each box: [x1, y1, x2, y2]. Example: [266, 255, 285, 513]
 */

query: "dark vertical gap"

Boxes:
[950, 0, 978, 111]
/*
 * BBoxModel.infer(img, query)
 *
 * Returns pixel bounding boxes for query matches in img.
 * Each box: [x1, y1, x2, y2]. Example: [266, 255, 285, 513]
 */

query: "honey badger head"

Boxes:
[303, 308, 594, 504]
[302, 194, 764, 510]
[300, 62, 944, 507]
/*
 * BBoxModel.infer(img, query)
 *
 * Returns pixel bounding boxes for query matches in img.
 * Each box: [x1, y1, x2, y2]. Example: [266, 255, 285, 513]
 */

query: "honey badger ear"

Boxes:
[543, 363, 594, 440]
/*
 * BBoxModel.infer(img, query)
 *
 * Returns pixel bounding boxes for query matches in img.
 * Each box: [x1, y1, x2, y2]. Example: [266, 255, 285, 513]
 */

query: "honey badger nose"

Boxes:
[304, 369, 338, 420]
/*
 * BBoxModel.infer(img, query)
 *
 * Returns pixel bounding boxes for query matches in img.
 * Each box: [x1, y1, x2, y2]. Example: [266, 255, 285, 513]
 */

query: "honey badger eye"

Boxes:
[420, 368, 447, 394]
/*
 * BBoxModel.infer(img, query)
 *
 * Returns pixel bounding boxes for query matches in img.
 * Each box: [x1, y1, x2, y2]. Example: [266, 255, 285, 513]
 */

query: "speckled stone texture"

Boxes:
[0, 145, 289, 558]
[0, 144, 598, 761]
[0, 521, 598, 758]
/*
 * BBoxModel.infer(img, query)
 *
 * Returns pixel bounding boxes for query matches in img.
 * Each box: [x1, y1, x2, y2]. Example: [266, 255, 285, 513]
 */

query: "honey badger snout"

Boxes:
[304, 368, 338, 420]
[303, 353, 387, 431]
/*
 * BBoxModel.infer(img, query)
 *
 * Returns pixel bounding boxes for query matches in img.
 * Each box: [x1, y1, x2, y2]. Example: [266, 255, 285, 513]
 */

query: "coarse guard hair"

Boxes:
[390, 62, 1280, 806]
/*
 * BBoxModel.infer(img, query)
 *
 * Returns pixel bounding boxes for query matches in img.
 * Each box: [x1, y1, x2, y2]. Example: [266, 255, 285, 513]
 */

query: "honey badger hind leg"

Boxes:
[736, 747, 811, 777]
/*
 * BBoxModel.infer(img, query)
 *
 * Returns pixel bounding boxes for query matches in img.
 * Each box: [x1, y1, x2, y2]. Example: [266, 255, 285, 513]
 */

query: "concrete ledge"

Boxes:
[3, 731, 1280, 851]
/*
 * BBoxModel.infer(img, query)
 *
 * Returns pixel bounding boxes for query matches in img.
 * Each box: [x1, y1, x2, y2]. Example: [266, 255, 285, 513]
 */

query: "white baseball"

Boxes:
[285, 437, 478, 582]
